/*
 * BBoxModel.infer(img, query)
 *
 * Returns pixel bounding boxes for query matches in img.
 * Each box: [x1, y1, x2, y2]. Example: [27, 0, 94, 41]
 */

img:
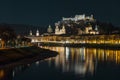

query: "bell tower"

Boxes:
[29, 30, 32, 36]
[55, 25, 60, 34]
[36, 29, 39, 36]
[47, 25, 53, 33]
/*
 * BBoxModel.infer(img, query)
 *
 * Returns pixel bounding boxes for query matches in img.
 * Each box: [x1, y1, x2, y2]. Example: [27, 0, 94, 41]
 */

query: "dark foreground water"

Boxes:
[0, 46, 120, 80]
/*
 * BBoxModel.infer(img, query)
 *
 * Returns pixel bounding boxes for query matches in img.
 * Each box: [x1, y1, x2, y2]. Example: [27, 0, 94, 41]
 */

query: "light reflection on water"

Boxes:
[0, 46, 120, 80]
[40, 46, 120, 76]
[41, 47, 95, 76]
[0, 63, 31, 80]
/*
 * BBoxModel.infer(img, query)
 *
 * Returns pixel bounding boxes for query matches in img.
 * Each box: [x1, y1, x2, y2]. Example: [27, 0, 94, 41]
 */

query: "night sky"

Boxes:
[0, 0, 120, 26]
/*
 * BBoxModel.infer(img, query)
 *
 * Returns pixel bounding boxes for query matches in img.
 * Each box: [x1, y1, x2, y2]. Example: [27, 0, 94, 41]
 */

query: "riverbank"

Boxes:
[39, 42, 120, 49]
[0, 46, 58, 66]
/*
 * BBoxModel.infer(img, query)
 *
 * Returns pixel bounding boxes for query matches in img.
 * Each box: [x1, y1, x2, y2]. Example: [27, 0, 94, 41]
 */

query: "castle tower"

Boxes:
[29, 30, 32, 36]
[55, 25, 60, 34]
[36, 29, 39, 36]
[47, 25, 53, 33]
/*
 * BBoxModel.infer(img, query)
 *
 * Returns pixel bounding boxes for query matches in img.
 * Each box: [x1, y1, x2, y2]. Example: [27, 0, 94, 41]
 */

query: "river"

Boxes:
[0, 46, 120, 80]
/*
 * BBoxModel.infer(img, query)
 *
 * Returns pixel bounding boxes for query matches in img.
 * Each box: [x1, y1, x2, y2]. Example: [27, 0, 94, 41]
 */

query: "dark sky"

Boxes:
[0, 0, 120, 26]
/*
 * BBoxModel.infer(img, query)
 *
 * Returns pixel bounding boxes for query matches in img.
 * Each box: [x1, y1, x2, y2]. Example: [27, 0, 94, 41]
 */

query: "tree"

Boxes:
[0, 24, 16, 47]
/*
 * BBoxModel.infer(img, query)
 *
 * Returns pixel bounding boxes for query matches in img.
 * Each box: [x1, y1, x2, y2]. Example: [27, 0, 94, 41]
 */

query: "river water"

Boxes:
[0, 46, 120, 80]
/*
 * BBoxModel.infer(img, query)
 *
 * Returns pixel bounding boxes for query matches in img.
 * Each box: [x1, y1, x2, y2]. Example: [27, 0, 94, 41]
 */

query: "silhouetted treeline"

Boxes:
[0, 23, 47, 35]
[96, 21, 120, 34]
[0, 23, 16, 41]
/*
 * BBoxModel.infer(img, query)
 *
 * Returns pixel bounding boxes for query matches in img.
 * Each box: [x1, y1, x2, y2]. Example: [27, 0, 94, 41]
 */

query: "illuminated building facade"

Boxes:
[85, 25, 93, 34]
[36, 29, 40, 36]
[55, 25, 66, 35]
[77, 24, 99, 35]
[85, 25, 99, 34]
[62, 14, 94, 21]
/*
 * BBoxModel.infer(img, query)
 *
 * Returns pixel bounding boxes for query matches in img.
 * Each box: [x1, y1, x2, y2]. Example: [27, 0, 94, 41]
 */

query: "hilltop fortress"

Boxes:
[62, 14, 94, 21]
[54, 14, 98, 35]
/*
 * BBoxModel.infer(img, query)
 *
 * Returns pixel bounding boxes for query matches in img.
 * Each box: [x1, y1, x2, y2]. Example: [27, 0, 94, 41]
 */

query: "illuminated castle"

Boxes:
[62, 14, 94, 21]
[55, 25, 66, 35]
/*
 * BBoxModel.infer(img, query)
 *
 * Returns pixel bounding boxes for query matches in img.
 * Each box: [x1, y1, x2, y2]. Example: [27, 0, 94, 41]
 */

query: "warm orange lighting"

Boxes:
[0, 70, 4, 79]
[40, 46, 120, 76]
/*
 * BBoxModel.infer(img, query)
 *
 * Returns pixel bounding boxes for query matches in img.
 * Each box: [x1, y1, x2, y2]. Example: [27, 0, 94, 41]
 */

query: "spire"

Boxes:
[55, 25, 60, 34]
[36, 29, 39, 36]
[47, 25, 53, 33]
[91, 14, 93, 19]
[95, 25, 98, 31]
[62, 25, 66, 34]
[29, 30, 32, 36]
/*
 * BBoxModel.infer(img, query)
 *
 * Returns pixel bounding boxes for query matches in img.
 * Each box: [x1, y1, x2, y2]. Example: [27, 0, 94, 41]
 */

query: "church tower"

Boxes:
[95, 25, 98, 31]
[36, 29, 39, 36]
[29, 30, 32, 36]
[95, 25, 99, 34]
[55, 25, 60, 34]
[47, 25, 53, 33]
[62, 25, 66, 34]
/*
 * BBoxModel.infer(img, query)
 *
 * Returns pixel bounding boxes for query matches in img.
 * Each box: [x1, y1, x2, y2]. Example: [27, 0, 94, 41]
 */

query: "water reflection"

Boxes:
[40, 46, 120, 76]
[0, 63, 31, 80]
[0, 47, 120, 80]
